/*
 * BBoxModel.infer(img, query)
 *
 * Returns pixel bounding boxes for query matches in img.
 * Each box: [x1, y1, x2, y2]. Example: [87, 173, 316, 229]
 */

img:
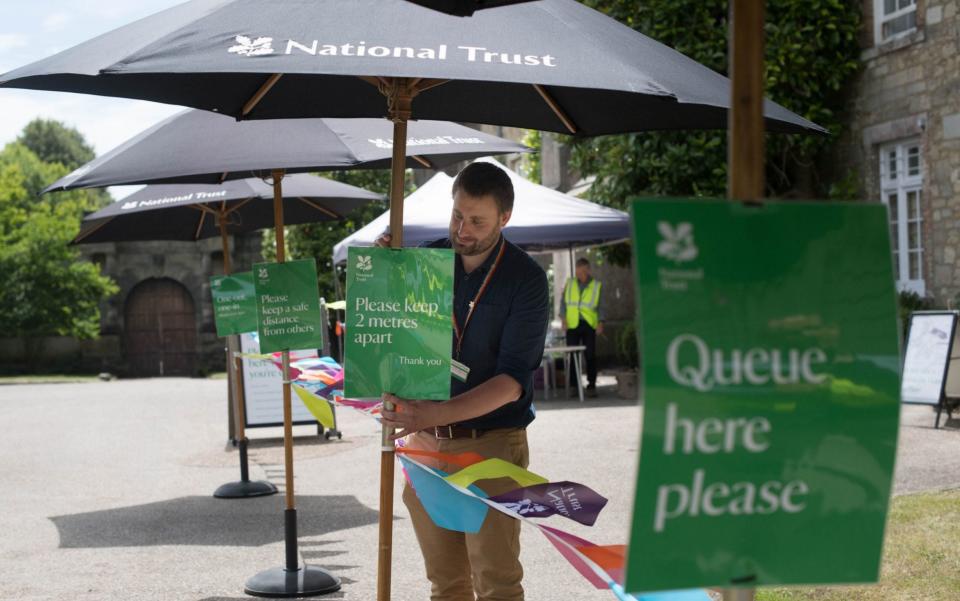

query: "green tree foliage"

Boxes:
[0, 140, 117, 367]
[261, 169, 399, 300]
[16, 118, 112, 209]
[17, 118, 95, 170]
[570, 0, 862, 263]
[518, 129, 542, 185]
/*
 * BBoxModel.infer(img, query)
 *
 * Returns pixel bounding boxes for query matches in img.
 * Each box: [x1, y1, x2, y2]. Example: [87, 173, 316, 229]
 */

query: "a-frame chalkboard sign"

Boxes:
[901, 311, 960, 428]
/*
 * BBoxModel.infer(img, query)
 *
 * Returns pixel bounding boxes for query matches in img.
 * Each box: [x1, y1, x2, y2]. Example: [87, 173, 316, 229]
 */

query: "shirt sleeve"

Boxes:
[495, 264, 549, 396]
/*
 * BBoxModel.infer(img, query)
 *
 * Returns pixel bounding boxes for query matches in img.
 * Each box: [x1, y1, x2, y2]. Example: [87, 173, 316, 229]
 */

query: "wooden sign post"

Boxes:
[726, 1, 765, 599]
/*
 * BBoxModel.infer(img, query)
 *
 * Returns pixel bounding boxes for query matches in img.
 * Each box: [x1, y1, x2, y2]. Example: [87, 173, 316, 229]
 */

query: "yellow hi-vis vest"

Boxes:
[565, 278, 601, 329]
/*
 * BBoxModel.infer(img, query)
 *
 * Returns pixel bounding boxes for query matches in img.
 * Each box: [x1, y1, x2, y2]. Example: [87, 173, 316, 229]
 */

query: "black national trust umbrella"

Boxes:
[47, 110, 531, 191]
[74, 174, 383, 243]
[0, 0, 820, 135]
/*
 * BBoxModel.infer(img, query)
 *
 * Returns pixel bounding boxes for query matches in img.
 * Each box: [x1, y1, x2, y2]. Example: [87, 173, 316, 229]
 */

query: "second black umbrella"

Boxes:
[74, 173, 384, 243]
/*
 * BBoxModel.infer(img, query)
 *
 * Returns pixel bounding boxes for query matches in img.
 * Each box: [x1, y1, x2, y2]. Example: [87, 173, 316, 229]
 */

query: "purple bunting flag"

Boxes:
[489, 481, 607, 526]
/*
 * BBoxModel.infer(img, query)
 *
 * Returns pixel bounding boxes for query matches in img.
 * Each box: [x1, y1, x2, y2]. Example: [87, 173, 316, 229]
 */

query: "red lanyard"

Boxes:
[452, 240, 506, 359]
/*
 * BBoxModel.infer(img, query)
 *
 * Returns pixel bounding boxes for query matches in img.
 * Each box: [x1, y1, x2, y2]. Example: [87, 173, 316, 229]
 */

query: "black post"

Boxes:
[239, 439, 251, 482]
[285, 509, 299, 571]
[213, 353, 278, 499]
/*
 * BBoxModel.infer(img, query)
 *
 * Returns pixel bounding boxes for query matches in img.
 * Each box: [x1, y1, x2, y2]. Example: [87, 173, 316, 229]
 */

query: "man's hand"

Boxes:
[596, 322, 604, 336]
[380, 393, 446, 440]
[374, 232, 391, 248]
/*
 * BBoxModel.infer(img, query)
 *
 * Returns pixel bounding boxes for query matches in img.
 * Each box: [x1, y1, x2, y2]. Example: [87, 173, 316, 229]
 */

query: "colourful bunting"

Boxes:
[292, 384, 336, 429]
[539, 526, 609, 589]
[443, 458, 548, 489]
[577, 544, 626, 571]
[399, 456, 489, 533]
[489, 480, 608, 526]
[396, 447, 487, 469]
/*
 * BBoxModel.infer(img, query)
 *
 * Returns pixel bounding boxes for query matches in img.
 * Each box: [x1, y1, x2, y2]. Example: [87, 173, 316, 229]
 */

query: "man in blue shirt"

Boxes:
[379, 162, 549, 601]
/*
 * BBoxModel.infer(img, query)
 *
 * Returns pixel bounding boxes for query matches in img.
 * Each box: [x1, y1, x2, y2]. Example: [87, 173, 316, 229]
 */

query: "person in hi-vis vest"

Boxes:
[560, 257, 603, 397]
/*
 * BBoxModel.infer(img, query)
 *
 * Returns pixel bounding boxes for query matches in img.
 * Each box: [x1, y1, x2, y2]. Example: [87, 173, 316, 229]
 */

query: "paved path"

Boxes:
[0, 379, 956, 600]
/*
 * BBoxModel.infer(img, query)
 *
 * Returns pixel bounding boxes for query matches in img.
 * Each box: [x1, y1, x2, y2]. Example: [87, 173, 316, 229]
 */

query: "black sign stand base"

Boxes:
[215, 479, 278, 498]
[245, 509, 341, 598]
[214, 438, 278, 498]
[935, 398, 959, 429]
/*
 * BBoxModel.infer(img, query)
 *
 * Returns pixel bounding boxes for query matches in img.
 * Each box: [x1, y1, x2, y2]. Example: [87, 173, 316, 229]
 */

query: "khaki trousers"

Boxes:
[402, 428, 530, 601]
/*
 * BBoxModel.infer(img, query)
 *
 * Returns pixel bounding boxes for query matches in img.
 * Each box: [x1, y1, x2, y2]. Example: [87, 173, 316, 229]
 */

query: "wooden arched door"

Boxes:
[123, 278, 198, 377]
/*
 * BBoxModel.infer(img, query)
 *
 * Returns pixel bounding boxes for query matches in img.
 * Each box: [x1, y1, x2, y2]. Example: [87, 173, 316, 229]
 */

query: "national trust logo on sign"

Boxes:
[121, 201, 138, 210]
[257, 266, 270, 280]
[656, 221, 698, 264]
[353, 254, 375, 282]
[228, 35, 274, 57]
[655, 221, 703, 292]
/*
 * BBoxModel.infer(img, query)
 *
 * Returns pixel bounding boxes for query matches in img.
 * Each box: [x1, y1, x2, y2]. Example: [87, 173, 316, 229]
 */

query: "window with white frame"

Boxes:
[875, 0, 917, 44]
[880, 140, 924, 294]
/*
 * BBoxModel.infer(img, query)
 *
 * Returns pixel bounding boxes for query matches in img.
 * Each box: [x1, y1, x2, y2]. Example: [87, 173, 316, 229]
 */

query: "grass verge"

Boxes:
[757, 489, 960, 601]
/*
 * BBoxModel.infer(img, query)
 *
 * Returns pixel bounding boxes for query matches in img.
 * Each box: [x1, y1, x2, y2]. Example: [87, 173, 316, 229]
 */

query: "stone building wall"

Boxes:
[0, 231, 264, 374]
[840, 0, 960, 303]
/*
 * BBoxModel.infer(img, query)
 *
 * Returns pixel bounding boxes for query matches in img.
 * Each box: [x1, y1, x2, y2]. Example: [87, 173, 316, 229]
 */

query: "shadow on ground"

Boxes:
[240, 436, 364, 451]
[51, 495, 387, 548]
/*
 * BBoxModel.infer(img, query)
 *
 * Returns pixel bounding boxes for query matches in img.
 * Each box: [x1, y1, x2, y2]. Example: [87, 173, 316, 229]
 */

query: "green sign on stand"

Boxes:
[252, 259, 325, 354]
[344, 247, 454, 400]
[625, 199, 901, 592]
[210, 271, 258, 336]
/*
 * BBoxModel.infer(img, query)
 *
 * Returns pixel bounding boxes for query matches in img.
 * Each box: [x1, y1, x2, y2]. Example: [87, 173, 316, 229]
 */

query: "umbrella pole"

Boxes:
[728, 0, 765, 202]
[271, 171, 300, 569]
[723, 1, 764, 599]
[244, 170, 340, 598]
[214, 214, 277, 499]
[377, 78, 415, 601]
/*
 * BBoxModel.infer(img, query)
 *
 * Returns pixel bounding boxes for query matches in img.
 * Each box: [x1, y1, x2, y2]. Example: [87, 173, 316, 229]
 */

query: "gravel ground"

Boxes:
[0, 378, 955, 600]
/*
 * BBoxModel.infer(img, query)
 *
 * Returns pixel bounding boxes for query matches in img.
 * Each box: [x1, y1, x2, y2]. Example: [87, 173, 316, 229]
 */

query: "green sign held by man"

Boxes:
[625, 199, 901, 592]
[344, 246, 454, 400]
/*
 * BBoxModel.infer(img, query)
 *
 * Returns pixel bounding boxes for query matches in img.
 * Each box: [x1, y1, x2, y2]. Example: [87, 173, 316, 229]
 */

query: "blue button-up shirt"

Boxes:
[424, 236, 549, 430]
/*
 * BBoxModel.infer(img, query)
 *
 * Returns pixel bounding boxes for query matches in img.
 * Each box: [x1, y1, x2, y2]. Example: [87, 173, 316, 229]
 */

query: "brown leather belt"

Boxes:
[421, 425, 486, 439]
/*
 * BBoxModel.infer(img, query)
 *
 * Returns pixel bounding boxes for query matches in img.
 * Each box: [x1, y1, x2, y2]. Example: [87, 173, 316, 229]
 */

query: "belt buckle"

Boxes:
[434, 425, 454, 439]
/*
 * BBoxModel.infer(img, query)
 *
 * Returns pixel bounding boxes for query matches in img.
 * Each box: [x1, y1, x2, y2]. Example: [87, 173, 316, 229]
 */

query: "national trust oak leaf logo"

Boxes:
[257, 267, 269, 279]
[228, 35, 274, 57]
[656, 221, 698, 264]
[120, 201, 138, 210]
[356, 255, 373, 272]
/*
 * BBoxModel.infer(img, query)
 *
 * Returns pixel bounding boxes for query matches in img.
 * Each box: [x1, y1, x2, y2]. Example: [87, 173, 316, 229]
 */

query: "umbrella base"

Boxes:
[214, 479, 278, 499]
[244, 566, 341, 598]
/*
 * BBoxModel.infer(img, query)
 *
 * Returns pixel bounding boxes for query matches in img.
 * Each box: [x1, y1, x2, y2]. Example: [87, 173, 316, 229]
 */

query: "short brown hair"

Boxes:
[452, 162, 514, 214]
